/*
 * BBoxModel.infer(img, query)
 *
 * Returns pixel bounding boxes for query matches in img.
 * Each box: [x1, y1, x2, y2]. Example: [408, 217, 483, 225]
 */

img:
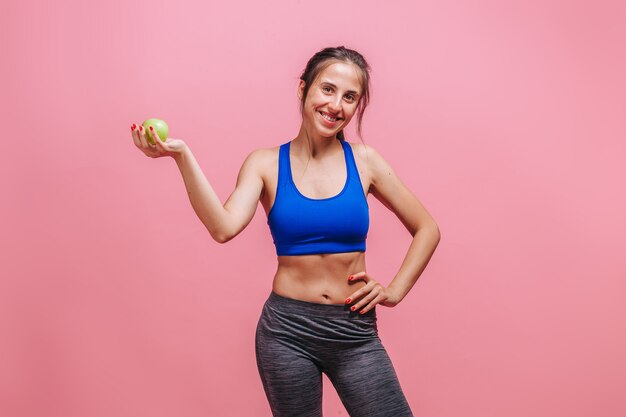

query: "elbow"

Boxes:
[433, 223, 441, 238]
[432, 223, 441, 241]
[208, 225, 233, 244]
[209, 216, 241, 244]
[417, 222, 441, 241]
[213, 230, 234, 244]
[427, 225, 441, 258]
[214, 233, 229, 244]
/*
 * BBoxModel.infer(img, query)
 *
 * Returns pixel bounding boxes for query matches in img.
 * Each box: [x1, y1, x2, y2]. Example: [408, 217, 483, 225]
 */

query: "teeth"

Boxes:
[320, 112, 337, 122]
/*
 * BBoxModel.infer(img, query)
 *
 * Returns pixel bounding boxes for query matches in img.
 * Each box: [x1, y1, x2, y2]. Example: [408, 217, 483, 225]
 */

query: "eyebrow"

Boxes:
[320, 80, 360, 96]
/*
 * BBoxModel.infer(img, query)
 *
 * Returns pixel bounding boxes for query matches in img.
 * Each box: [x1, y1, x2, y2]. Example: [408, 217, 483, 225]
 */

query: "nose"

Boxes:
[328, 96, 342, 113]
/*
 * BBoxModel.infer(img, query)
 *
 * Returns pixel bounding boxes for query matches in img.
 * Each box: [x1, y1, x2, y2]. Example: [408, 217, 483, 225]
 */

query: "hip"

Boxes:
[256, 291, 379, 346]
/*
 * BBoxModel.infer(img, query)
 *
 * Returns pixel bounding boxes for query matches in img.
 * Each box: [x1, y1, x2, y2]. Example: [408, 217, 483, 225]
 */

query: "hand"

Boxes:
[345, 272, 402, 314]
[131, 123, 187, 159]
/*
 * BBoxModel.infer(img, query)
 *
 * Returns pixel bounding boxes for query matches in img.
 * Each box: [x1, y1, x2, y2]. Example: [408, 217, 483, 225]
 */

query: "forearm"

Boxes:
[173, 146, 229, 242]
[387, 224, 441, 303]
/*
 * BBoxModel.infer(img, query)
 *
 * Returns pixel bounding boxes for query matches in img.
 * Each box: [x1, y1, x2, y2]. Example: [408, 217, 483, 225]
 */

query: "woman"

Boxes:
[131, 46, 440, 417]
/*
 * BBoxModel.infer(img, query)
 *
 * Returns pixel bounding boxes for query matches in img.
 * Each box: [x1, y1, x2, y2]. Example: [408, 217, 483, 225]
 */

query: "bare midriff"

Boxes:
[273, 251, 368, 304]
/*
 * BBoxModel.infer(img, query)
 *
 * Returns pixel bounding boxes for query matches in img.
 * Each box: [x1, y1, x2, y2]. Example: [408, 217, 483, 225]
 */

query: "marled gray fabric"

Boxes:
[255, 291, 413, 417]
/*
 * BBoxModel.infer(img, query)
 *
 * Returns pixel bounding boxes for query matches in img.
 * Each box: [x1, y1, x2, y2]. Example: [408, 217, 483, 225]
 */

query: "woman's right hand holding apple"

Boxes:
[131, 123, 188, 160]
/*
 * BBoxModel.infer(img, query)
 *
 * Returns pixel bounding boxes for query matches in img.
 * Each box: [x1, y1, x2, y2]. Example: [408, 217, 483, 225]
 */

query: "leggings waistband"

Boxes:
[267, 291, 376, 319]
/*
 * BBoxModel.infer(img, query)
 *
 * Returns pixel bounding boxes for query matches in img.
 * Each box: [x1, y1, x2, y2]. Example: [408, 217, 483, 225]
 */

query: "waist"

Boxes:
[264, 291, 377, 319]
[273, 252, 367, 304]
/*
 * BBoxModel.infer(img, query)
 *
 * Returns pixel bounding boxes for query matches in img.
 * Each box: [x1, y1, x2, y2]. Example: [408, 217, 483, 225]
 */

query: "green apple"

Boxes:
[142, 118, 169, 145]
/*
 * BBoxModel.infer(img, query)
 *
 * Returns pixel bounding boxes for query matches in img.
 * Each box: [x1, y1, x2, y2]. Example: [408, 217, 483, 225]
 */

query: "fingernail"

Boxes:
[131, 123, 136, 130]
[345, 298, 351, 304]
[140, 126, 143, 131]
[359, 310, 365, 314]
[150, 126, 154, 131]
[350, 306, 356, 311]
[348, 275, 354, 280]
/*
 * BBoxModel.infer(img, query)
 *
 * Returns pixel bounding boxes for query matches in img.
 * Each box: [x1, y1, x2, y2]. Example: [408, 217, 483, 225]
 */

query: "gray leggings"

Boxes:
[255, 291, 413, 417]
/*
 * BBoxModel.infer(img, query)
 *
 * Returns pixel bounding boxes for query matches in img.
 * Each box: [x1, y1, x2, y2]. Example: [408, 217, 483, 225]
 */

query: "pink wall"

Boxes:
[2, 0, 625, 416]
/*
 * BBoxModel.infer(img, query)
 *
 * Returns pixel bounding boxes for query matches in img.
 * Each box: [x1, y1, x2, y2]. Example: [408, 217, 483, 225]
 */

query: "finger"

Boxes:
[149, 126, 166, 149]
[145, 126, 157, 148]
[359, 292, 387, 314]
[350, 285, 382, 312]
[131, 124, 141, 146]
[348, 271, 368, 282]
[138, 125, 149, 147]
[346, 280, 376, 305]
[137, 125, 147, 148]
[133, 124, 143, 147]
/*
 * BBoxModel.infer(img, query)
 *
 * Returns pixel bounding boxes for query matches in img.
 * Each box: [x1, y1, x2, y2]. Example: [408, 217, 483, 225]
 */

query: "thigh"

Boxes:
[326, 339, 413, 417]
[255, 312, 323, 417]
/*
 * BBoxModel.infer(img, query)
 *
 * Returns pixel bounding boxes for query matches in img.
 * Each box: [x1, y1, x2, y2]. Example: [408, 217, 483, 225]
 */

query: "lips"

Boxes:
[318, 111, 341, 124]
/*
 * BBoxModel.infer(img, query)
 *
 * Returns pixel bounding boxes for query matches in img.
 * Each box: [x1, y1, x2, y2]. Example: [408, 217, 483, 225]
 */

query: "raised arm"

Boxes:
[174, 145, 266, 243]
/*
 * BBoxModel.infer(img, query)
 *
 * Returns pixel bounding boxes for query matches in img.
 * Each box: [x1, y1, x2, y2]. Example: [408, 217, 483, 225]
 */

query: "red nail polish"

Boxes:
[131, 124, 136, 130]
[348, 275, 354, 280]
[359, 310, 365, 314]
[150, 126, 154, 130]
[345, 298, 351, 304]
[350, 306, 356, 311]
[140, 126, 143, 131]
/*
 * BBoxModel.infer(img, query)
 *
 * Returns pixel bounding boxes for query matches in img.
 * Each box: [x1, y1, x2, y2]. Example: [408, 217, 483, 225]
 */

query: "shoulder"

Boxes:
[345, 141, 394, 182]
[242, 145, 278, 165]
[238, 145, 280, 176]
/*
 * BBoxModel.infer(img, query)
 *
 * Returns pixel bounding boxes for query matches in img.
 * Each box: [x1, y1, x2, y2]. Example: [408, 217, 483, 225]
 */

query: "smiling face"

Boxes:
[298, 61, 363, 140]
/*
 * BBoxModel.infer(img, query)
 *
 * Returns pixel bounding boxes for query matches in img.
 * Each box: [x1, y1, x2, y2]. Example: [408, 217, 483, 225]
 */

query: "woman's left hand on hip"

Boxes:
[345, 272, 400, 314]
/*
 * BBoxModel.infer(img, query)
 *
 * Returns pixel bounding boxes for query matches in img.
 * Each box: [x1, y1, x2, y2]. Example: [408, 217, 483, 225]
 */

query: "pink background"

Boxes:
[2, 0, 625, 416]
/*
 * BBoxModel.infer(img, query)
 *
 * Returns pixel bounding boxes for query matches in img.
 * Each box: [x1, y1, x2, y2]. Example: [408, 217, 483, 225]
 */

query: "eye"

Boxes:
[322, 86, 332, 93]
[345, 94, 356, 102]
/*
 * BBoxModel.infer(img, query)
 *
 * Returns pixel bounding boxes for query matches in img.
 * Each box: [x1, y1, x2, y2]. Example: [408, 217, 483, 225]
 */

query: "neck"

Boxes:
[292, 123, 341, 159]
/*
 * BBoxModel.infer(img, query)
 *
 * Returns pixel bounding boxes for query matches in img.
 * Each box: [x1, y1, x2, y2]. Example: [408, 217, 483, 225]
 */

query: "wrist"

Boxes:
[173, 144, 190, 164]
[385, 284, 405, 306]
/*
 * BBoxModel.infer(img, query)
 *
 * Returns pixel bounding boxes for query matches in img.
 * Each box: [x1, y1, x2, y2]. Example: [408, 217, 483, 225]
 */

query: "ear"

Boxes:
[297, 80, 305, 100]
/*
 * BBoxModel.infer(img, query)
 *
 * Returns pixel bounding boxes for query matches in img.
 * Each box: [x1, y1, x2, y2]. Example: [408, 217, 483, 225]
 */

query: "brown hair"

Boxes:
[299, 46, 371, 142]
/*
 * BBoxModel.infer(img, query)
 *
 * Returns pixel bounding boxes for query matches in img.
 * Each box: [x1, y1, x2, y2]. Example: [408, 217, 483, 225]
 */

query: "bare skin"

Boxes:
[131, 61, 441, 314]
[260, 139, 371, 305]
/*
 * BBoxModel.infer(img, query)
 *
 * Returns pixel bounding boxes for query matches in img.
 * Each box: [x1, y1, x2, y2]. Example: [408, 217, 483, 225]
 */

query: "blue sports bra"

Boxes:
[267, 139, 369, 256]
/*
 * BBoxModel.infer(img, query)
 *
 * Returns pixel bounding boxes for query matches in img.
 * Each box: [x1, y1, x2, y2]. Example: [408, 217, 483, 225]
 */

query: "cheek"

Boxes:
[309, 93, 326, 107]
[345, 107, 358, 119]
